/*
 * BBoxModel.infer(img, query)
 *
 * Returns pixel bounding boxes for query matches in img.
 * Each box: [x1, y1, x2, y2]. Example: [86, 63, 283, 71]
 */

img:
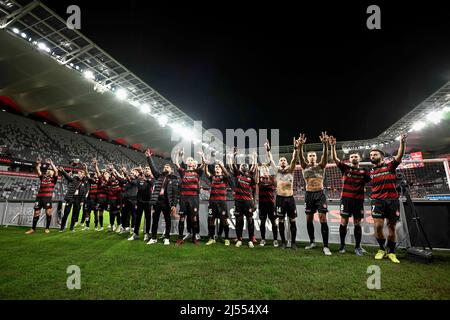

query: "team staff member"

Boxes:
[298, 132, 332, 256]
[59, 164, 89, 232]
[329, 136, 371, 256]
[145, 148, 179, 246]
[129, 166, 154, 241]
[370, 133, 407, 264]
[26, 158, 58, 234]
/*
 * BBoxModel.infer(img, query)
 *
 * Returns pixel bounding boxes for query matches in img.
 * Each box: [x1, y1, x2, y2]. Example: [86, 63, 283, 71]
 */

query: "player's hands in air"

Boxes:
[92, 158, 97, 165]
[319, 131, 329, 144]
[145, 148, 153, 157]
[329, 136, 336, 146]
[264, 140, 271, 152]
[297, 134, 307, 147]
[400, 132, 408, 143]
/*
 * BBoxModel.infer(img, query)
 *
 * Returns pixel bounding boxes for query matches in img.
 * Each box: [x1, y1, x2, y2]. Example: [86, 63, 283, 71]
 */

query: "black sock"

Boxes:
[271, 220, 278, 240]
[279, 221, 286, 243]
[307, 220, 315, 243]
[377, 238, 385, 250]
[223, 224, 229, 239]
[86, 217, 90, 228]
[45, 215, 51, 229]
[99, 215, 103, 227]
[387, 240, 396, 253]
[218, 221, 224, 237]
[178, 219, 185, 239]
[260, 218, 266, 240]
[290, 220, 297, 244]
[32, 216, 39, 230]
[109, 213, 115, 226]
[208, 224, 215, 239]
[321, 222, 329, 247]
[339, 224, 347, 247]
[248, 218, 255, 240]
[354, 225, 362, 248]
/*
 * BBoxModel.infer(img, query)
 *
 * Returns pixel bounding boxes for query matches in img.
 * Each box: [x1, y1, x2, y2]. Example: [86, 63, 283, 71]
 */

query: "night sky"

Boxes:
[45, 0, 450, 146]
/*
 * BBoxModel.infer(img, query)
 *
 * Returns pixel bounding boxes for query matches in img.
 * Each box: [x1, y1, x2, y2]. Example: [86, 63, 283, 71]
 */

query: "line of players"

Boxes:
[25, 132, 408, 263]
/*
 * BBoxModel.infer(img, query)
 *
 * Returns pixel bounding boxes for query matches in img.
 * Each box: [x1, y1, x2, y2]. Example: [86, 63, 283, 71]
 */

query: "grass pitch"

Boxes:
[0, 214, 449, 300]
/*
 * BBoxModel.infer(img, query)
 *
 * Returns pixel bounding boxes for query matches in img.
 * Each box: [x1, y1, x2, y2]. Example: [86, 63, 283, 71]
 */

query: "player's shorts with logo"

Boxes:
[234, 200, 254, 217]
[259, 202, 276, 220]
[305, 190, 328, 214]
[276, 195, 297, 219]
[340, 198, 364, 219]
[179, 196, 199, 217]
[208, 201, 228, 219]
[371, 199, 400, 221]
[34, 196, 52, 210]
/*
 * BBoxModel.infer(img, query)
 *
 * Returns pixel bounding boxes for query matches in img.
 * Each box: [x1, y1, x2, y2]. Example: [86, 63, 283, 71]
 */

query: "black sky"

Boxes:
[44, 0, 450, 146]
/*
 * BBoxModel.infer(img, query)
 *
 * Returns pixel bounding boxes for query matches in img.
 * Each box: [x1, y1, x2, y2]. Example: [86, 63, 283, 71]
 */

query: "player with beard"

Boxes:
[369, 133, 407, 264]
[145, 148, 179, 246]
[117, 167, 139, 235]
[265, 139, 300, 249]
[203, 156, 231, 246]
[227, 149, 257, 248]
[128, 166, 154, 241]
[298, 132, 332, 256]
[26, 158, 58, 234]
[174, 149, 205, 246]
[329, 136, 371, 256]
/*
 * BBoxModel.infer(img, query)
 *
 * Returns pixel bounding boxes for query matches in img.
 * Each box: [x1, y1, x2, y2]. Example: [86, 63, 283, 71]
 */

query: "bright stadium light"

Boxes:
[115, 88, 128, 100]
[139, 103, 150, 113]
[443, 106, 450, 113]
[426, 110, 443, 124]
[412, 120, 426, 132]
[130, 100, 141, 108]
[158, 114, 168, 127]
[20, 32, 26, 38]
[12, 27, 19, 34]
[83, 70, 95, 80]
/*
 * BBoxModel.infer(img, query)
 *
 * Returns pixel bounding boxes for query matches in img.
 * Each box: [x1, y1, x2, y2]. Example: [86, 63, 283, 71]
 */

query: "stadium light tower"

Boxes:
[158, 114, 168, 127]
[83, 70, 95, 80]
[115, 88, 128, 100]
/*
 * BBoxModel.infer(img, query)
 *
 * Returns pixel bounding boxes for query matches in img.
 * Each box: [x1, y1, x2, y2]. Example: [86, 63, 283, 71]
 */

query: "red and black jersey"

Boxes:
[234, 173, 255, 201]
[107, 180, 122, 201]
[37, 175, 57, 198]
[258, 176, 275, 204]
[209, 175, 228, 202]
[370, 159, 400, 199]
[88, 178, 99, 200]
[338, 162, 371, 200]
[96, 177, 108, 199]
[178, 167, 202, 197]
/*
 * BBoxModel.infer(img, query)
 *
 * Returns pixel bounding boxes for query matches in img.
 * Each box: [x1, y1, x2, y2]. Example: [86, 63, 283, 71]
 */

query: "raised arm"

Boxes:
[319, 132, 329, 169]
[35, 158, 42, 177]
[93, 159, 101, 178]
[59, 166, 72, 182]
[288, 137, 300, 173]
[48, 159, 58, 177]
[394, 133, 407, 163]
[174, 149, 182, 170]
[264, 141, 277, 171]
[298, 134, 307, 169]
[329, 136, 340, 165]
[250, 151, 258, 174]
[219, 161, 229, 177]
[145, 148, 161, 178]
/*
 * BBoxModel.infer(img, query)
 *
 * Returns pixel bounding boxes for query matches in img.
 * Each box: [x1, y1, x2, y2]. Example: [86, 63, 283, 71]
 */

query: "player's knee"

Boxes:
[290, 218, 296, 223]
[353, 219, 361, 226]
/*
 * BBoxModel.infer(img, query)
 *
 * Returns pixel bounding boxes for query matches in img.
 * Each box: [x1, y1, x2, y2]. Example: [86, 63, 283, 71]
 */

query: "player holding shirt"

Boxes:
[298, 132, 332, 255]
[329, 136, 371, 256]
[369, 133, 407, 264]
[26, 158, 58, 234]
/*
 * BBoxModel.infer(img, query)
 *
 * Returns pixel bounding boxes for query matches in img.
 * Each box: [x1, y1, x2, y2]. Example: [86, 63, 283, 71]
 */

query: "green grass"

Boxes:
[0, 214, 449, 300]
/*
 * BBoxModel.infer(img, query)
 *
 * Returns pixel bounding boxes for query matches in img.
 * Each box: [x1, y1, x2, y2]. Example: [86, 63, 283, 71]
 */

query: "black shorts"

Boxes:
[259, 202, 275, 220]
[179, 196, 199, 217]
[276, 196, 297, 219]
[234, 200, 254, 217]
[340, 198, 364, 219]
[305, 190, 328, 214]
[371, 199, 400, 221]
[97, 197, 108, 211]
[108, 199, 121, 213]
[86, 198, 98, 212]
[208, 201, 228, 219]
[34, 196, 52, 210]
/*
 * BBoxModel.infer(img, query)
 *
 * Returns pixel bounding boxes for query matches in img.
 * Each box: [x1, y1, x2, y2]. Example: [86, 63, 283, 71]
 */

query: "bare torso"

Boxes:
[276, 168, 294, 197]
[302, 164, 325, 192]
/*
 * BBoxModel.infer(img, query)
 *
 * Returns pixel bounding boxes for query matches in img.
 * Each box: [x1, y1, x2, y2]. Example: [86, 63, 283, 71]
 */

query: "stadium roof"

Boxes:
[0, 0, 223, 156]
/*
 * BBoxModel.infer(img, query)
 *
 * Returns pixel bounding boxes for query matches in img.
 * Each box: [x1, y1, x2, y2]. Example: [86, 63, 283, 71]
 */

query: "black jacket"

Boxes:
[147, 156, 178, 207]
[60, 169, 89, 202]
